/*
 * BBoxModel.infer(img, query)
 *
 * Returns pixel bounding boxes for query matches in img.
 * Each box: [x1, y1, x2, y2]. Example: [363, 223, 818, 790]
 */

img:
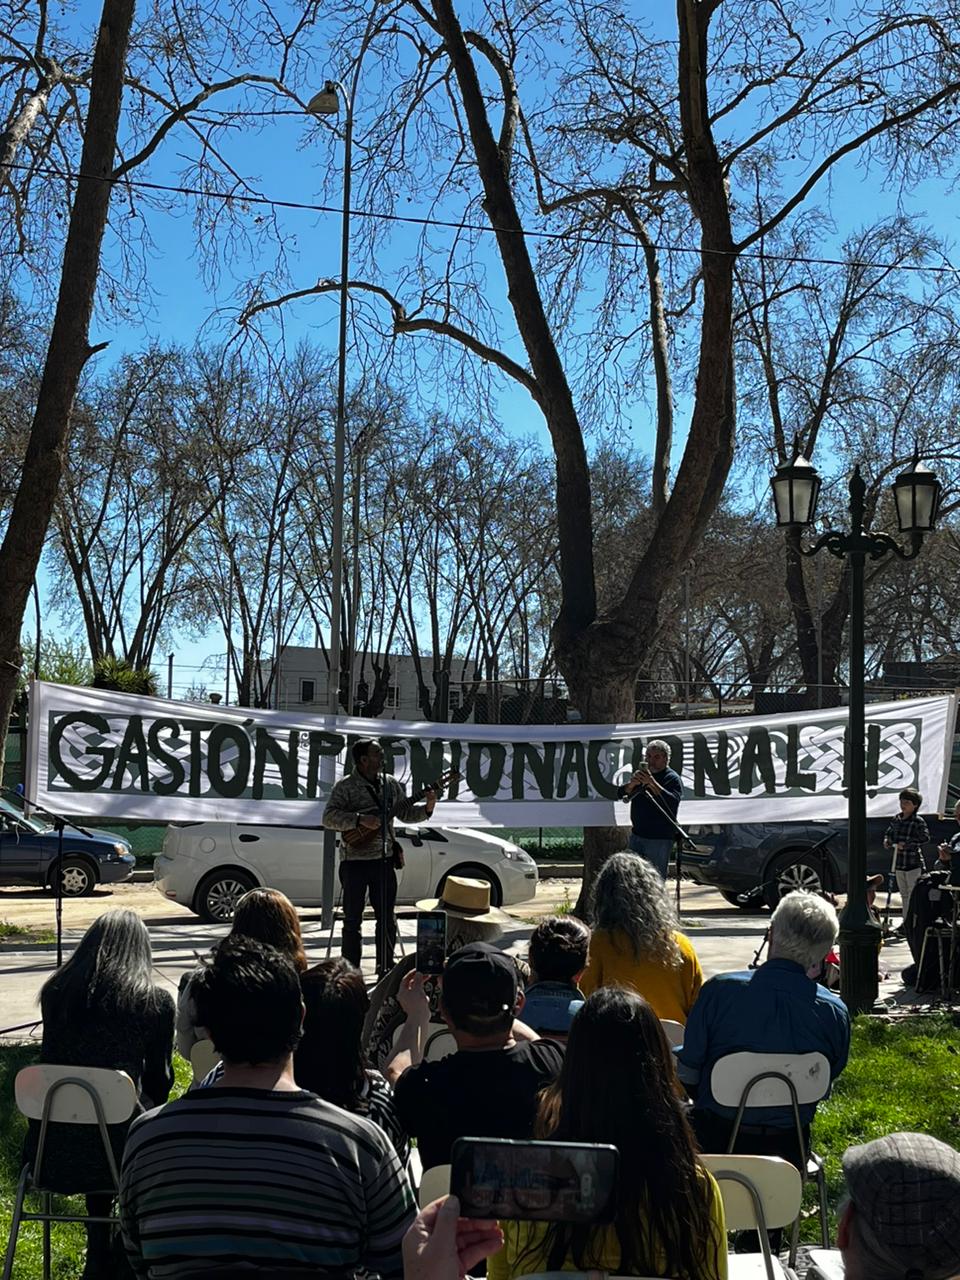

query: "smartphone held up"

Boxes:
[416, 911, 447, 975]
[451, 1137, 618, 1223]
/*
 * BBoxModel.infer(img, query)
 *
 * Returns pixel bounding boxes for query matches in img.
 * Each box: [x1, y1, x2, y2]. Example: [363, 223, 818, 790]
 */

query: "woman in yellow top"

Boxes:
[580, 851, 702, 1023]
[488, 987, 726, 1280]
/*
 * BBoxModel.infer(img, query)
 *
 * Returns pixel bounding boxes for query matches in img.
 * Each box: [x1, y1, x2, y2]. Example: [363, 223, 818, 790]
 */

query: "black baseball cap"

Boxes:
[441, 942, 518, 1020]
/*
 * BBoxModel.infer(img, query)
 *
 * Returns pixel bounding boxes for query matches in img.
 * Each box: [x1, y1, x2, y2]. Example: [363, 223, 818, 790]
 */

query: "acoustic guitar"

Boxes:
[341, 770, 461, 853]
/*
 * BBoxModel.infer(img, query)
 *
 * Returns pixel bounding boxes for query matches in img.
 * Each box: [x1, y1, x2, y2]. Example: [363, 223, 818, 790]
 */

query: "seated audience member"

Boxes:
[387, 943, 563, 1170]
[838, 1132, 960, 1280]
[580, 851, 703, 1023]
[199, 956, 410, 1163]
[176, 885, 308, 1058]
[120, 937, 415, 1278]
[296, 958, 409, 1162]
[677, 890, 850, 1171]
[29, 910, 174, 1280]
[490, 987, 726, 1280]
[521, 915, 589, 1039]
[363, 876, 516, 1070]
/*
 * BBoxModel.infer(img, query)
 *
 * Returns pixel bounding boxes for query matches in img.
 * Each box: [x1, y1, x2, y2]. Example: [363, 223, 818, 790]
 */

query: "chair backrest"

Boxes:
[710, 1051, 831, 1109]
[699, 1154, 802, 1231]
[190, 1038, 222, 1082]
[660, 1019, 685, 1048]
[423, 1028, 457, 1062]
[15, 1065, 138, 1125]
[417, 1163, 451, 1207]
[514, 1273, 679, 1279]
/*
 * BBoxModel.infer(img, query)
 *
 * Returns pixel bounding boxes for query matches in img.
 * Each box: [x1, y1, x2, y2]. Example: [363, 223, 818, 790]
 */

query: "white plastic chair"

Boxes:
[700, 1154, 802, 1280]
[804, 1248, 843, 1280]
[710, 1051, 831, 1260]
[189, 1037, 222, 1084]
[660, 1019, 685, 1048]
[3, 1065, 138, 1280]
[417, 1162, 451, 1207]
[423, 1028, 457, 1062]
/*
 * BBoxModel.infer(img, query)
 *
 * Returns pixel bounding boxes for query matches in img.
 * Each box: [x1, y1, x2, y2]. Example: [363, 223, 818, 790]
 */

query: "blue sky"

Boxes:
[29, 1, 960, 696]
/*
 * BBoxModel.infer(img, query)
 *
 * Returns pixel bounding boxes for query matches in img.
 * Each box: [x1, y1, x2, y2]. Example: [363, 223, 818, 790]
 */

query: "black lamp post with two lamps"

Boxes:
[769, 452, 943, 1014]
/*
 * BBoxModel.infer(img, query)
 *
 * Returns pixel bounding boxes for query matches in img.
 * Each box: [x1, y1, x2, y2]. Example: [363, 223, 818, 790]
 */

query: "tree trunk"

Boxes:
[558, 617, 646, 916]
[0, 0, 136, 772]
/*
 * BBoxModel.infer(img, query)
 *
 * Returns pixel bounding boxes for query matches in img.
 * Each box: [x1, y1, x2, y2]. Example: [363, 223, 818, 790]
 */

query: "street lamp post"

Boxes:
[769, 452, 942, 1014]
[307, 8, 381, 931]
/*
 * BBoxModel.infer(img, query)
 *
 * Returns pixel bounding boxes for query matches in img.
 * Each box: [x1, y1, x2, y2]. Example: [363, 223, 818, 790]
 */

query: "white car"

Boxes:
[155, 822, 539, 922]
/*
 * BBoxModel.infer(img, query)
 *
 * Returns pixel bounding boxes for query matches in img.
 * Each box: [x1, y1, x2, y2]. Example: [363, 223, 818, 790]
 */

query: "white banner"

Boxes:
[26, 681, 956, 826]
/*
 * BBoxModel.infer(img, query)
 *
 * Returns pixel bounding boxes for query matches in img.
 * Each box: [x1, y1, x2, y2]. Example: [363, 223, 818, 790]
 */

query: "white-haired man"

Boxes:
[837, 1132, 960, 1280]
[618, 739, 683, 878]
[676, 890, 850, 1171]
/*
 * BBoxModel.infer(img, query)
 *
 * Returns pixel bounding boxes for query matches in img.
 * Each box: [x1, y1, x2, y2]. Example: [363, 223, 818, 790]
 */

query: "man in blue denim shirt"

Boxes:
[520, 916, 589, 1040]
[676, 891, 850, 1169]
[618, 740, 683, 879]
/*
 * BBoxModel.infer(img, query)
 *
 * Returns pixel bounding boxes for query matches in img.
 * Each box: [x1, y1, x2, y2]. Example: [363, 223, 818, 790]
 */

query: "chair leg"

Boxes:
[42, 1191, 51, 1280]
[788, 1208, 800, 1268]
[1, 1166, 29, 1280]
[940, 934, 949, 999]
[919, 929, 931, 991]
[816, 1163, 830, 1247]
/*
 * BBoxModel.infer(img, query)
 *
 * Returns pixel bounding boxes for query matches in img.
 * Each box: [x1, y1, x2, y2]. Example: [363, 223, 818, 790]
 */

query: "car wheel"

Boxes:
[53, 858, 97, 897]
[720, 889, 765, 912]
[438, 864, 503, 908]
[196, 869, 256, 923]
[763, 850, 830, 910]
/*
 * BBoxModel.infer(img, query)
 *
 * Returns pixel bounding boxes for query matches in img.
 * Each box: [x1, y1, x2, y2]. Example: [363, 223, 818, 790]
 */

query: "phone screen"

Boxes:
[416, 911, 447, 974]
[451, 1138, 618, 1223]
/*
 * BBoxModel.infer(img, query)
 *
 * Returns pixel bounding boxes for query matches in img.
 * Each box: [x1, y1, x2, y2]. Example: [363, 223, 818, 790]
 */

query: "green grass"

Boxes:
[1, 1018, 958, 1270]
[804, 1012, 960, 1238]
[0, 923, 56, 945]
[0, 1050, 192, 1278]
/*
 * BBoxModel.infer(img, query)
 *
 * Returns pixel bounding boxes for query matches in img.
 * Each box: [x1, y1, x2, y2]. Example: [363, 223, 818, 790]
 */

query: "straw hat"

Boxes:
[416, 875, 514, 925]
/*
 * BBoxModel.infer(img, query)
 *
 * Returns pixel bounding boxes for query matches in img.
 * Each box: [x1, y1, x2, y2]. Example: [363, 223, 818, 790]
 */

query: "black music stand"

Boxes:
[2, 785, 94, 968]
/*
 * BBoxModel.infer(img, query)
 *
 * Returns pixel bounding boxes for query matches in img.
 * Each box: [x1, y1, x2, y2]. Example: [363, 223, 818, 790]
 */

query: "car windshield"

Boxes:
[0, 796, 48, 835]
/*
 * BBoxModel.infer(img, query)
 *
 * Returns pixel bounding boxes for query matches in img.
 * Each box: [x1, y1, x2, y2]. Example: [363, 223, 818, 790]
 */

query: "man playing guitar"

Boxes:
[322, 738, 440, 976]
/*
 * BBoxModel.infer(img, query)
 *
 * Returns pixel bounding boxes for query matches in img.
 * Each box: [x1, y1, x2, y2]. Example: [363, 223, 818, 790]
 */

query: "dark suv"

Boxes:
[684, 804, 957, 909]
[0, 797, 136, 896]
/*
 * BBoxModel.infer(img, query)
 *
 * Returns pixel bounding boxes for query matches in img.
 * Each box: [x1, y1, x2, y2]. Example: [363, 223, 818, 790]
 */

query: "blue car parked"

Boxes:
[0, 797, 135, 897]
[683, 796, 958, 910]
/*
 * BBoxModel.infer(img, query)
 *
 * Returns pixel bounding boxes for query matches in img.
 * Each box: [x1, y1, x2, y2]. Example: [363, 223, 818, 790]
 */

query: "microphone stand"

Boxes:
[2, 785, 94, 968]
[379, 757, 392, 978]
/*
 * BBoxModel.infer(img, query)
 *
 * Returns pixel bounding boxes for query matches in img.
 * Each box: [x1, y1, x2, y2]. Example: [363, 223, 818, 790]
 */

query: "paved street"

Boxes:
[0, 877, 919, 1040]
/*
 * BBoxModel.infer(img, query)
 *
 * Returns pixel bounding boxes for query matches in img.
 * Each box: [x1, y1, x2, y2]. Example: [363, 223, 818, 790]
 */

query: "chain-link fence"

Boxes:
[449, 677, 960, 726]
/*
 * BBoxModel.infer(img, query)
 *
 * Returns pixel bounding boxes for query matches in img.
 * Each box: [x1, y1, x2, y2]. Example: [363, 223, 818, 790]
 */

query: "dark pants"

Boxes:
[340, 857, 397, 973]
[82, 1194, 133, 1278]
[692, 1108, 808, 1253]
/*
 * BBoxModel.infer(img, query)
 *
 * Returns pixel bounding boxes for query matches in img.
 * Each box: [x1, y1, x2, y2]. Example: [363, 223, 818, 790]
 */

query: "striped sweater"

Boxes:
[119, 1086, 415, 1279]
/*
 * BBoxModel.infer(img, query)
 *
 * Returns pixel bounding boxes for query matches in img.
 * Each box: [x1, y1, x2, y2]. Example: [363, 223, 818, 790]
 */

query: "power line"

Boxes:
[12, 159, 960, 279]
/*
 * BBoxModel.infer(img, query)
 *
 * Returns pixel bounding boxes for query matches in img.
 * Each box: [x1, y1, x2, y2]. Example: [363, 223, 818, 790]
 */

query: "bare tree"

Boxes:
[0, 0, 135, 769]
[737, 215, 960, 703]
[241, 1, 960, 898]
[0, 0, 330, 764]
[50, 346, 251, 666]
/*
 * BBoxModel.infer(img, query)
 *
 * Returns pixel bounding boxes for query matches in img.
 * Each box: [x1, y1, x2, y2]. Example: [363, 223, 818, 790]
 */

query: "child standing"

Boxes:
[884, 787, 929, 925]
